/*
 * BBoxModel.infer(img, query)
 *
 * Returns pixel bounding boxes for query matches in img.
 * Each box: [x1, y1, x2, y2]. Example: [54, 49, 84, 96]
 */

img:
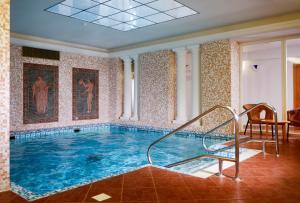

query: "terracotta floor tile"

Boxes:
[45, 184, 90, 203]
[122, 187, 157, 202]
[123, 176, 154, 188]
[155, 187, 194, 201]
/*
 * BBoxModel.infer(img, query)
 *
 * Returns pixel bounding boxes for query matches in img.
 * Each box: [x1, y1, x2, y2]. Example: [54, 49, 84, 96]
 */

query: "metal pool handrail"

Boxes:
[147, 105, 241, 179]
[146, 103, 279, 180]
[202, 103, 279, 156]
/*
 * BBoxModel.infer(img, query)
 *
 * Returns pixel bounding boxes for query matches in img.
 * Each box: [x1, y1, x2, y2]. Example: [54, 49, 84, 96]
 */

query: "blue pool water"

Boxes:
[10, 125, 232, 200]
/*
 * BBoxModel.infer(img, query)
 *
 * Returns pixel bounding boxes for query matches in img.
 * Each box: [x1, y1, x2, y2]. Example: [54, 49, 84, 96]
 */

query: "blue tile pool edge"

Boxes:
[10, 122, 234, 141]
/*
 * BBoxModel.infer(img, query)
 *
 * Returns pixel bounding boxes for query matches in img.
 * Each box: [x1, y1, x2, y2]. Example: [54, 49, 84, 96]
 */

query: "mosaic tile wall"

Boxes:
[0, 0, 10, 192]
[113, 41, 239, 133]
[139, 50, 176, 123]
[200, 40, 240, 132]
[10, 40, 239, 134]
[10, 45, 121, 131]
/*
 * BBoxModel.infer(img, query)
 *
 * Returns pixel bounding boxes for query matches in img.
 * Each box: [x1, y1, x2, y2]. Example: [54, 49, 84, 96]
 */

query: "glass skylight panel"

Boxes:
[87, 4, 119, 16]
[133, 0, 158, 3]
[166, 6, 197, 18]
[110, 12, 138, 22]
[94, 18, 121, 26]
[147, 0, 182, 11]
[72, 11, 101, 22]
[47, 4, 81, 16]
[93, 0, 110, 3]
[126, 5, 159, 17]
[127, 18, 154, 27]
[104, 0, 141, 11]
[45, 0, 198, 31]
[145, 13, 173, 23]
[112, 23, 136, 31]
[61, 0, 99, 10]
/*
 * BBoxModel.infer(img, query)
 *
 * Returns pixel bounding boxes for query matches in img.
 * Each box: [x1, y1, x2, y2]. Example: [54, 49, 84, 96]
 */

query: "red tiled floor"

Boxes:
[1, 133, 300, 203]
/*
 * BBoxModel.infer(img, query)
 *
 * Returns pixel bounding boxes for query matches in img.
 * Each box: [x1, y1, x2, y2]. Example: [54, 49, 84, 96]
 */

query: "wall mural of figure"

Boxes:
[73, 68, 99, 120]
[32, 76, 49, 114]
[23, 63, 58, 124]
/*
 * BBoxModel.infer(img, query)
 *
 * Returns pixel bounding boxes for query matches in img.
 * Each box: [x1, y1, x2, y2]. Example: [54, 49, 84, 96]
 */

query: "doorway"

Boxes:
[293, 64, 300, 109]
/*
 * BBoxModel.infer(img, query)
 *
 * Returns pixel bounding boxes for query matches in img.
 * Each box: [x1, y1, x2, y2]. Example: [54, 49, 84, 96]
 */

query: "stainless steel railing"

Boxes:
[202, 103, 279, 155]
[147, 105, 241, 179]
[146, 103, 279, 180]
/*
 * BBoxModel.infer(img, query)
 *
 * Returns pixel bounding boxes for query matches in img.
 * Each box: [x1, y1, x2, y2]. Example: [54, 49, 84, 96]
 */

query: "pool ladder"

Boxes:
[147, 103, 279, 180]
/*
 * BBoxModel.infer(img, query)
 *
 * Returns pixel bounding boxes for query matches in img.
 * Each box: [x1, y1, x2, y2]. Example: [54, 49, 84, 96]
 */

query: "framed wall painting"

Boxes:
[72, 68, 99, 120]
[23, 63, 59, 124]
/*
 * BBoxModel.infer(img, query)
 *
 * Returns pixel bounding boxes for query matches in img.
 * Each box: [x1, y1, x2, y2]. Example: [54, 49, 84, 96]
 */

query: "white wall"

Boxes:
[287, 61, 294, 111]
[242, 41, 300, 124]
[242, 42, 282, 123]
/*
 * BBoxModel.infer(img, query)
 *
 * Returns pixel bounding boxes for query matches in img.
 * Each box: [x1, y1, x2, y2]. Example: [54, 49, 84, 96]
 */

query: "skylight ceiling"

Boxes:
[46, 0, 198, 31]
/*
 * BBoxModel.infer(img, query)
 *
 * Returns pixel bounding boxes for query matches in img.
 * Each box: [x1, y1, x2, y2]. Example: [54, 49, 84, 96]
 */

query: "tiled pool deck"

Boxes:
[2, 133, 300, 203]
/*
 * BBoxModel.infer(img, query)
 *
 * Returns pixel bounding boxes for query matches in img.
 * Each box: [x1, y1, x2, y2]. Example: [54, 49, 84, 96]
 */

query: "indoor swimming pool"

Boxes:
[10, 124, 234, 200]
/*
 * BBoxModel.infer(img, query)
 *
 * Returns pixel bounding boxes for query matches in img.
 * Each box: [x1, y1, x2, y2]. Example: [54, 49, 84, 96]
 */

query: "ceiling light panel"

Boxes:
[46, 0, 198, 31]
[104, 0, 141, 11]
[93, 0, 110, 3]
[47, 4, 81, 16]
[61, 0, 99, 10]
[72, 11, 101, 22]
[112, 23, 137, 31]
[94, 18, 121, 26]
[147, 0, 182, 11]
[133, 0, 158, 3]
[165, 6, 197, 18]
[110, 12, 139, 22]
[87, 4, 119, 16]
[127, 18, 154, 27]
[145, 12, 173, 23]
[126, 5, 159, 17]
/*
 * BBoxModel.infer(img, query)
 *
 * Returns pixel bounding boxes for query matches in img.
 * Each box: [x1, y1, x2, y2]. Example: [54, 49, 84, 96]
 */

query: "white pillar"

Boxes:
[189, 45, 201, 119]
[131, 55, 139, 120]
[173, 47, 188, 123]
[121, 57, 132, 119]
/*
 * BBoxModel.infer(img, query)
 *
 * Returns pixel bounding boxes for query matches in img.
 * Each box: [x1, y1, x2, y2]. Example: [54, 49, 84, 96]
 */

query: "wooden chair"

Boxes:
[287, 108, 300, 139]
[243, 104, 274, 137]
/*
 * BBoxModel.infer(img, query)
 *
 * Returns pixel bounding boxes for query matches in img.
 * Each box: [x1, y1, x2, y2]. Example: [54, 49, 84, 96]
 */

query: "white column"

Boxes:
[131, 55, 139, 120]
[173, 47, 188, 123]
[189, 45, 201, 119]
[121, 57, 132, 119]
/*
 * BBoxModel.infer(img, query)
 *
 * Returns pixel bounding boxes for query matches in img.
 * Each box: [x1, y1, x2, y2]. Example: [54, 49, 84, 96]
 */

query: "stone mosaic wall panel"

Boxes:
[23, 63, 59, 124]
[200, 40, 240, 132]
[72, 68, 99, 120]
[139, 50, 176, 123]
[10, 46, 119, 131]
[11, 40, 239, 134]
[0, 0, 10, 192]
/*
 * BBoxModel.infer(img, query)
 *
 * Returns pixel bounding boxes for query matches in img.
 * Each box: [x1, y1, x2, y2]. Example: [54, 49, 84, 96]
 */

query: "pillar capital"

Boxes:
[173, 47, 187, 54]
[121, 56, 132, 63]
[187, 45, 200, 50]
[131, 55, 139, 61]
